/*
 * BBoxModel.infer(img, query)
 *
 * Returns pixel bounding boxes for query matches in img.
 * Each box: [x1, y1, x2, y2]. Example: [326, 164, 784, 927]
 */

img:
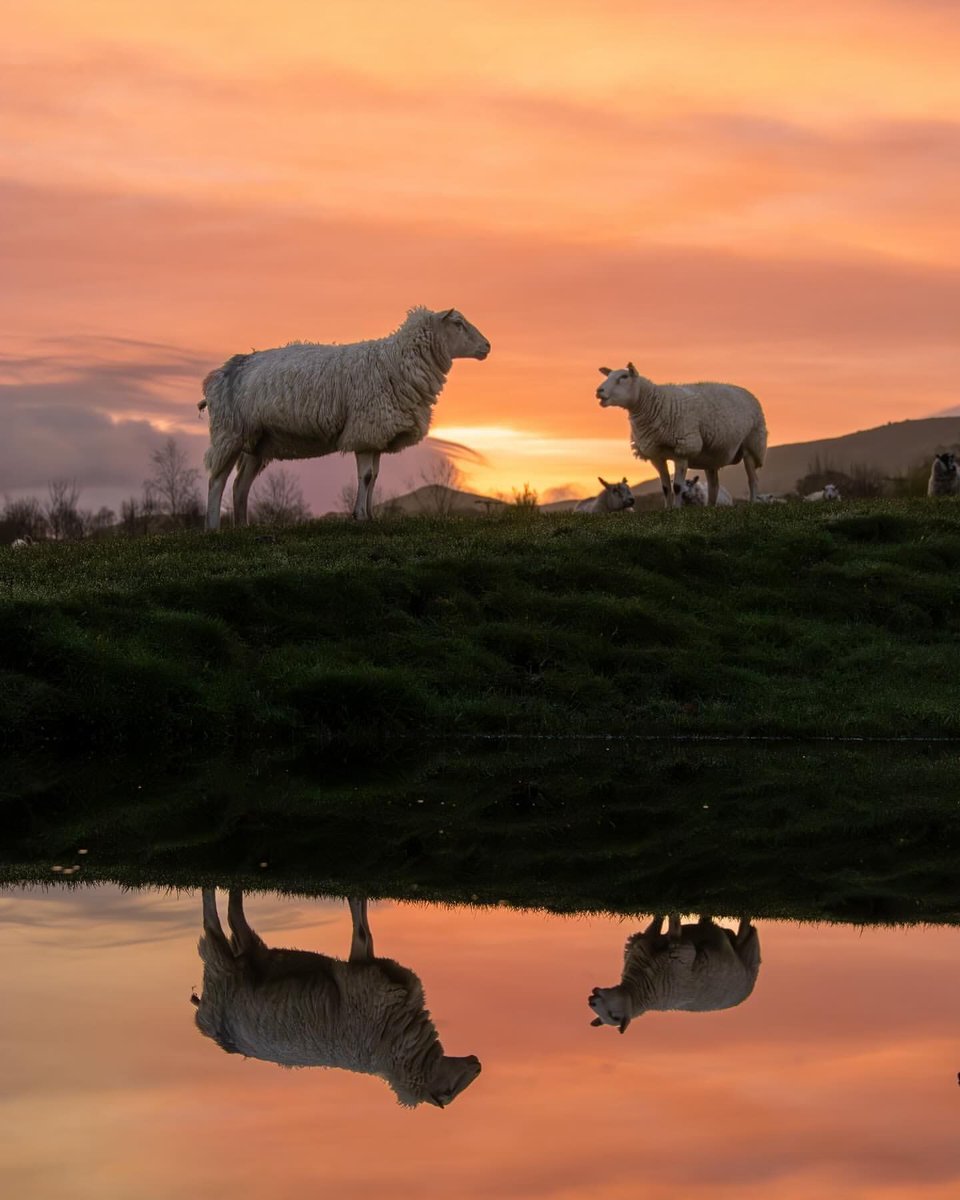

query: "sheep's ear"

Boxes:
[426, 1093, 446, 1108]
[622, 477, 628, 484]
[598, 476, 610, 487]
[626, 361, 638, 377]
[598, 366, 611, 376]
[618, 1015, 632, 1035]
[590, 1017, 603, 1027]
[439, 308, 456, 321]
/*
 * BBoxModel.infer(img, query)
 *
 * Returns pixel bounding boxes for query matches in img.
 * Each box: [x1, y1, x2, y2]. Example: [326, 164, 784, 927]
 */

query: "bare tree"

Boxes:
[82, 506, 116, 537]
[338, 481, 358, 515]
[414, 455, 465, 515]
[44, 479, 84, 540]
[1, 496, 46, 543]
[145, 438, 202, 526]
[250, 467, 311, 526]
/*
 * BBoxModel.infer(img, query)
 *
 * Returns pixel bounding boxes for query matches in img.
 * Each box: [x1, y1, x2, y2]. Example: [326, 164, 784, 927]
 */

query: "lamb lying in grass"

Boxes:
[596, 362, 767, 507]
[193, 889, 481, 1108]
[804, 484, 841, 502]
[10, 535, 34, 550]
[677, 475, 733, 507]
[928, 452, 959, 497]
[588, 914, 760, 1033]
[574, 477, 635, 513]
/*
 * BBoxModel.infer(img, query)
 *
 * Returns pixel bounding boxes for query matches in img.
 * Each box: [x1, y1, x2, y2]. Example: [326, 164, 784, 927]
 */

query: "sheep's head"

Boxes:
[596, 362, 641, 408]
[588, 986, 636, 1034]
[934, 452, 958, 478]
[417, 1054, 482, 1108]
[823, 483, 841, 500]
[678, 476, 706, 506]
[599, 476, 635, 510]
[437, 309, 490, 361]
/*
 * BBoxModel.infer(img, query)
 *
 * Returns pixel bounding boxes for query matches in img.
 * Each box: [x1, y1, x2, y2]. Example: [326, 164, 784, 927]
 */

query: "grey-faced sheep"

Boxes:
[928, 452, 959, 498]
[574, 476, 636, 513]
[596, 363, 767, 508]
[588, 914, 761, 1033]
[200, 307, 491, 530]
[677, 475, 733, 507]
[192, 889, 481, 1108]
[804, 484, 841, 502]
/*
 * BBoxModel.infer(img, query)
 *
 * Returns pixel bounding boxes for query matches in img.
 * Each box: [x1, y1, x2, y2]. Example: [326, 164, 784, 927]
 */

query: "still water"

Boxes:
[2, 885, 958, 1199]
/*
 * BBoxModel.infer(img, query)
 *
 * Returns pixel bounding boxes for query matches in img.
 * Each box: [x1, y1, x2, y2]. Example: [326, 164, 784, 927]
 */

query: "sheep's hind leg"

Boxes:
[348, 897, 375, 962]
[743, 455, 760, 502]
[671, 458, 689, 508]
[705, 468, 720, 506]
[232, 452, 264, 527]
[205, 447, 241, 531]
[364, 452, 381, 520]
[353, 452, 377, 521]
[201, 888, 231, 956]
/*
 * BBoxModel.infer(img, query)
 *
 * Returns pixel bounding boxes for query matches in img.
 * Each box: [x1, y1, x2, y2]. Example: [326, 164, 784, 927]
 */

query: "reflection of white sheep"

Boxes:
[596, 363, 767, 508]
[193, 889, 481, 1108]
[10, 535, 34, 550]
[804, 484, 841, 502]
[928, 452, 959, 498]
[677, 475, 733, 507]
[588, 914, 761, 1033]
[200, 308, 491, 530]
[574, 477, 636, 513]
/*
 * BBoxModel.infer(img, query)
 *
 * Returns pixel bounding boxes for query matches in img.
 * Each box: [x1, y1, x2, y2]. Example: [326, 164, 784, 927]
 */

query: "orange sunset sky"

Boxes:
[3, 0, 959, 510]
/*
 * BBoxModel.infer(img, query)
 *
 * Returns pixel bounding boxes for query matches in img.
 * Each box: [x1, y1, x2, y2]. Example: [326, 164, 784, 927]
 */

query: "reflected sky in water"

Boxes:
[1, 886, 958, 1199]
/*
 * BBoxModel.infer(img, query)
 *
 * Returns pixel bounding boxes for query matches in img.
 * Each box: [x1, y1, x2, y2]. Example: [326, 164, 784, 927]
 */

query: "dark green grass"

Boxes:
[2, 500, 960, 749]
[3, 741, 960, 924]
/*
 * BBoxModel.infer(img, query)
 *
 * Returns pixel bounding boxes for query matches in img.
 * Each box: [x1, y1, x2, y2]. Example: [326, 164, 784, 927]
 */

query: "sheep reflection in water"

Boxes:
[589, 914, 761, 1034]
[193, 889, 481, 1108]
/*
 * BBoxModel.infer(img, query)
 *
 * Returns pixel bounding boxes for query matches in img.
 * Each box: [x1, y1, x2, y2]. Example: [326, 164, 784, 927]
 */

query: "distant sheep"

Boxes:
[928, 452, 959, 498]
[574, 477, 636, 513]
[596, 363, 767, 507]
[10, 535, 34, 550]
[588, 914, 761, 1033]
[755, 493, 788, 504]
[193, 889, 481, 1108]
[200, 307, 491, 530]
[677, 475, 733, 507]
[804, 484, 841, 502]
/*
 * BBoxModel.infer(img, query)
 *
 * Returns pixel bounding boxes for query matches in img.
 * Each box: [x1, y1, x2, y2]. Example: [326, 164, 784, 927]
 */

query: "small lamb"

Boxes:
[596, 362, 767, 507]
[193, 889, 481, 1108]
[928, 452, 959, 498]
[574, 477, 636, 513]
[804, 484, 841, 502]
[677, 475, 733, 507]
[588, 914, 760, 1033]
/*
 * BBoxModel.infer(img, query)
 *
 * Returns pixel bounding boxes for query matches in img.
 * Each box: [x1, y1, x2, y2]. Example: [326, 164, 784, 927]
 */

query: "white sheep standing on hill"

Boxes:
[677, 475, 733, 508]
[199, 307, 491, 530]
[588, 914, 761, 1033]
[596, 362, 767, 508]
[192, 889, 481, 1108]
[804, 483, 841, 502]
[928, 452, 959, 497]
[574, 477, 636, 513]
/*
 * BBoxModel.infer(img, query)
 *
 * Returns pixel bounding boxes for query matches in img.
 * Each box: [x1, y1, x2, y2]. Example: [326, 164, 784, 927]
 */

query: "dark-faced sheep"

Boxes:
[928, 452, 959, 498]
[200, 307, 490, 529]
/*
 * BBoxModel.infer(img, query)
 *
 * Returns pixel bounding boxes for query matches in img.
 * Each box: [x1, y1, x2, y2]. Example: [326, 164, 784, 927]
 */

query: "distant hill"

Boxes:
[374, 483, 508, 517]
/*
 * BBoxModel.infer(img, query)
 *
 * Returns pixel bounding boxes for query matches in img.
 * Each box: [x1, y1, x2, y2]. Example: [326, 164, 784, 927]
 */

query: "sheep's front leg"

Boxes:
[201, 888, 231, 955]
[364, 452, 381, 520]
[705, 468, 720, 507]
[353, 452, 377, 521]
[652, 458, 673, 509]
[348, 897, 375, 962]
[671, 458, 689, 508]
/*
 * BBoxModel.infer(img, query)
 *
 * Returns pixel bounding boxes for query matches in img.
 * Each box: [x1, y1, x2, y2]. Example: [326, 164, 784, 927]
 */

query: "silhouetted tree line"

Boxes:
[2, 438, 311, 544]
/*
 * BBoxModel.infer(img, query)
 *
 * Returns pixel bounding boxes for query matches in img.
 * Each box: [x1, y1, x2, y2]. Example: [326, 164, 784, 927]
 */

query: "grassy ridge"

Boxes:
[3, 742, 960, 924]
[2, 500, 960, 748]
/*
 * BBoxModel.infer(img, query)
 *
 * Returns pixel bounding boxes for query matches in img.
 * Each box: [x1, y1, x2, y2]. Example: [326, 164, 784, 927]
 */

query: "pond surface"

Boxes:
[2, 884, 958, 1199]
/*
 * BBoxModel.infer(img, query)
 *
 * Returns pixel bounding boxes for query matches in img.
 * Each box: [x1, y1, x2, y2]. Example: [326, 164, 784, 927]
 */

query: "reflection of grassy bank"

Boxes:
[2, 501, 960, 748]
[3, 743, 960, 925]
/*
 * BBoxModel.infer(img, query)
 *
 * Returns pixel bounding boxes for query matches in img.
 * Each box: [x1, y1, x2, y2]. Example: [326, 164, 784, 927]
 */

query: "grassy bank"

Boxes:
[2, 500, 960, 748]
[3, 742, 960, 924]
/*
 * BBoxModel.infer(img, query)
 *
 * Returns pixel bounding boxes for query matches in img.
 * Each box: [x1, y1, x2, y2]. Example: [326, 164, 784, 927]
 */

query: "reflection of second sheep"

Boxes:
[193, 889, 481, 1108]
[588, 914, 761, 1034]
